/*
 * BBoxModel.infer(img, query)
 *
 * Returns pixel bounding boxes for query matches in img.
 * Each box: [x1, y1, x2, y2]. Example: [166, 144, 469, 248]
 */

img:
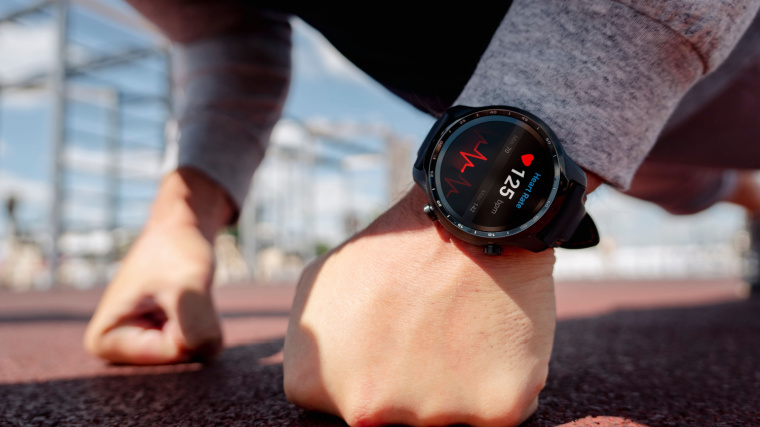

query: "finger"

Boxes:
[95, 323, 187, 365]
[83, 290, 155, 361]
[85, 288, 222, 365]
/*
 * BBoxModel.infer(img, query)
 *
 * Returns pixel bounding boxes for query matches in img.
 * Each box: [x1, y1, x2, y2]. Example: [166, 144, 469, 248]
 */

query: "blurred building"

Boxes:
[555, 187, 751, 281]
[0, 0, 170, 288]
[0, 1, 753, 290]
[238, 118, 415, 282]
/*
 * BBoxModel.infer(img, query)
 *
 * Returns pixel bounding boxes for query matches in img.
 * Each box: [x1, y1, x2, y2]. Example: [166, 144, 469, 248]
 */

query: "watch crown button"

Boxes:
[422, 204, 437, 221]
[484, 245, 503, 256]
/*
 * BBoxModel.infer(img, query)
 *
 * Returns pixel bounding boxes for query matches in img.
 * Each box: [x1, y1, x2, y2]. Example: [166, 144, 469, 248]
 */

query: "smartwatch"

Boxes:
[413, 105, 599, 254]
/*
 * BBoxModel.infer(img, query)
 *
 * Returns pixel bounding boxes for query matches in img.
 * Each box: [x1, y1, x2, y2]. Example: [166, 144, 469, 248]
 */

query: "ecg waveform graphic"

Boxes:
[458, 130, 489, 173]
[445, 130, 490, 198]
[444, 174, 472, 198]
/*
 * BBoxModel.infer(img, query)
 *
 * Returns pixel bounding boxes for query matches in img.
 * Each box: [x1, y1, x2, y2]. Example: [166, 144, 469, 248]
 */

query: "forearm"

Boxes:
[584, 171, 603, 194]
[126, 0, 292, 212]
[173, 10, 292, 210]
[456, 0, 760, 191]
[146, 167, 235, 243]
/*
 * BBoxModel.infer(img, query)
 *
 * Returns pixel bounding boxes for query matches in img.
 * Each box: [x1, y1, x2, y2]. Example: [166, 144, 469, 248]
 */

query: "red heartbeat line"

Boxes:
[445, 173, 472, 198]
[458, 130, 489, 173]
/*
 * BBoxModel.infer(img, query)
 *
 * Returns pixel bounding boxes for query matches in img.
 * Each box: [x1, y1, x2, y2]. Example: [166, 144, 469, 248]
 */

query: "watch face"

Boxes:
[430, 109, 561, 237]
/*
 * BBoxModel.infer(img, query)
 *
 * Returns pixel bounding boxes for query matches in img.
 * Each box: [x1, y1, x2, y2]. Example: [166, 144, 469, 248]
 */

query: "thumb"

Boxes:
[85, 290, 222, 365]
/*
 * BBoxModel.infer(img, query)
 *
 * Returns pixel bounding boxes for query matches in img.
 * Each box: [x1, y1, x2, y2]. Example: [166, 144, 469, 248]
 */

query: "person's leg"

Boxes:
[725, 172, 760, 297]
[627, 165, 760, 296]
[245, 2, 513, 117]
[625, 164, 739, 216]
[643, 10, 760, 169]
[625, 11, 760, 294]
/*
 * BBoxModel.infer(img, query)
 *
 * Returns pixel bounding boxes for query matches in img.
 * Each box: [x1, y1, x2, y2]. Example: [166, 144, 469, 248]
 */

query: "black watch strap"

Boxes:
[539, 181, 600, 249]
[562, 213, 600, 249]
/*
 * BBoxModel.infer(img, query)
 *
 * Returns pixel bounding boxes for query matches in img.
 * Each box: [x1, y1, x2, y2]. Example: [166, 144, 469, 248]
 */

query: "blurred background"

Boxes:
[0, 0, 754, 292]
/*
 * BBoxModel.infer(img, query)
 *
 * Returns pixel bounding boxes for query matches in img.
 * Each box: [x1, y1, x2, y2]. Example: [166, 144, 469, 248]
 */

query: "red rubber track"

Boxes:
[0, 280, 757, 426]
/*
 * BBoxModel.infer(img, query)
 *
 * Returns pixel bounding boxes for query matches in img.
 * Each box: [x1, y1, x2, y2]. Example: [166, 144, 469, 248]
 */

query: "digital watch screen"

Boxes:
[429, 109, 560, 237]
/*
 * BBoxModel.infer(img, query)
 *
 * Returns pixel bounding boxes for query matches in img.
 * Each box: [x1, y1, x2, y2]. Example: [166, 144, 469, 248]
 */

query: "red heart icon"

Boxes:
[521, 154, 534, 167]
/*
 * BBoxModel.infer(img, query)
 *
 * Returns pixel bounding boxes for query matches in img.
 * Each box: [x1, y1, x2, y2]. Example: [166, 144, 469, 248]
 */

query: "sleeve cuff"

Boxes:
[177, 118, 269, 210]
[172, 10, 291, 211]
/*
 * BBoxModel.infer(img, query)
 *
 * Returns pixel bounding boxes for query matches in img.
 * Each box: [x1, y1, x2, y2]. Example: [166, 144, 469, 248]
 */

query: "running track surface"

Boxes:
[1, 280, 757, 426]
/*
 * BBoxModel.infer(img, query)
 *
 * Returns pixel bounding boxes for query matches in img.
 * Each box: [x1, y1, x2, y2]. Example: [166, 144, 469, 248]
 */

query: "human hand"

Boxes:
[725, 171, 760, 214]
[283, 186, 557, 426]
[84, 168, 234, 365]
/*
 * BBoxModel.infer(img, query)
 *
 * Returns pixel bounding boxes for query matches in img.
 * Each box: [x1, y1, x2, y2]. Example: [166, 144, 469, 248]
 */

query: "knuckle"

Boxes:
[300, 377, 542, 426]
[82, 331, 100, 357]
[82, 322, 106, 357]
[342, 403, 383, 427]
[282, 360, 320, 410]
[341, 387, 415, 427]
[475, 404, 532, 427]
[476, 380, 545, 426]
[343, 399, 454, 427]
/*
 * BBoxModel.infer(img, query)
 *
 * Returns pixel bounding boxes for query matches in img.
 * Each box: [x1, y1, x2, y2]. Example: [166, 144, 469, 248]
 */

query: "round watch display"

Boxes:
[428, 108, 561, 238]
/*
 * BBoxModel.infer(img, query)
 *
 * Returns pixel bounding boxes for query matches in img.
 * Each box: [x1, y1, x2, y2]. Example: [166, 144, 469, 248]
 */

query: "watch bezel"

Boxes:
[425, 107, 563, 241]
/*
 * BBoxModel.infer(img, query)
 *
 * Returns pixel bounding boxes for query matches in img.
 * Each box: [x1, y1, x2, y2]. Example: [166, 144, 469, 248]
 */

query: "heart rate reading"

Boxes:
[499, 169, 526, 199]
[437, 116, 553, 230]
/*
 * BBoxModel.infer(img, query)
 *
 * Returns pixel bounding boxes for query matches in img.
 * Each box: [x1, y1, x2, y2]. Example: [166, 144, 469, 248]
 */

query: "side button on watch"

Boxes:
[412, 105, 600, 254]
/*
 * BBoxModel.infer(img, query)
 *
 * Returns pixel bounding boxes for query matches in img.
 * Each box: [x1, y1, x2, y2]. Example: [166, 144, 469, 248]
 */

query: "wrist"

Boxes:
[584, 169, 603, 194]
[145, 167, 236, 242]
[394, 186, 555, 270]
[400, 169, 599, 261]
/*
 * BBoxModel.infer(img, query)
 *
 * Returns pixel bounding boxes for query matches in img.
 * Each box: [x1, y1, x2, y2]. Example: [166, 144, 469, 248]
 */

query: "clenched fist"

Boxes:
[85, 168, 234, 365]
[284, 186, 557, 426]
[84, 222, 221, 364]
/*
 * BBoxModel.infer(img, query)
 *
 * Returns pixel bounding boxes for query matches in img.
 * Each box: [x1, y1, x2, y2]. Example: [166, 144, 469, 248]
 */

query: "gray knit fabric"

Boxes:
[455, 0, 760, 190]
[173, 11, 291, 208]
[153, 0, 760, 208]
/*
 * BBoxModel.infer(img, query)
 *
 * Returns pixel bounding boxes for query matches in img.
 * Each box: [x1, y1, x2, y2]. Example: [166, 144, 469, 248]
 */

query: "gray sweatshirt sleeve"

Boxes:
[173, 11, 291, 210]
[455, 0, 760, 190]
